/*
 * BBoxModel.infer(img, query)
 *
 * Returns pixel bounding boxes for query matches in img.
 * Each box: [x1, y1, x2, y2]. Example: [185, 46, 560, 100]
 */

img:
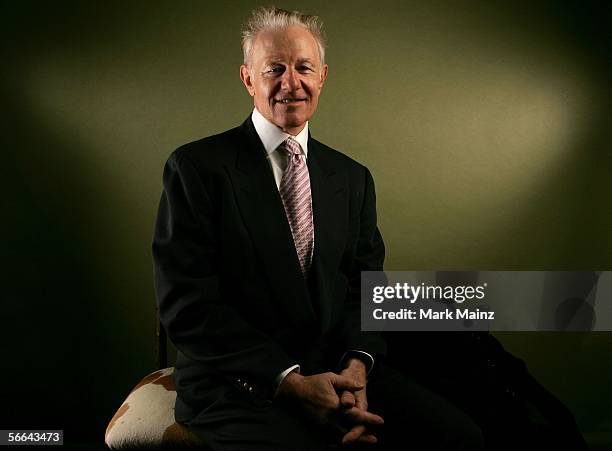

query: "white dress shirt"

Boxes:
[251, 107, 310, 189]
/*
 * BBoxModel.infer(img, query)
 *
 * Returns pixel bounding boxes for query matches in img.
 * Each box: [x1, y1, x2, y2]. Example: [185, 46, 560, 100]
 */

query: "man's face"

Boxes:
[240, 25, 328, 135]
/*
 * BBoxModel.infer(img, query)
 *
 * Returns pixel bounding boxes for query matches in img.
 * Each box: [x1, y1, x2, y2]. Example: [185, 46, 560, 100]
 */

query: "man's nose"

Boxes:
[281, 67, 301, 91]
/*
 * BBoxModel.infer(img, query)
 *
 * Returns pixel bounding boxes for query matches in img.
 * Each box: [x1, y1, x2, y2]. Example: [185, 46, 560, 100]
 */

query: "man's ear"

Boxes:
[240, 65, 255, 97]
[319, 64, 329, 89]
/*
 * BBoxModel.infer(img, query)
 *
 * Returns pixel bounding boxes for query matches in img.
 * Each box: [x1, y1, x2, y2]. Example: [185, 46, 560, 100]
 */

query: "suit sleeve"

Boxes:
[338, 166, 387, 365]
[152, 150, 295, 386]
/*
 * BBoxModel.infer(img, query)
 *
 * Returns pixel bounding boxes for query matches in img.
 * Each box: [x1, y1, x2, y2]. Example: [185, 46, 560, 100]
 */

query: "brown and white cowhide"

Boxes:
[105, 367, 203, 449]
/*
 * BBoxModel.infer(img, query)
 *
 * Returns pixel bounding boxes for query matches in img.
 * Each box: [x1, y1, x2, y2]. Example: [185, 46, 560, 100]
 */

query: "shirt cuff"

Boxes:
[274, 364, 300, 393]
[339, 350, 375, 375]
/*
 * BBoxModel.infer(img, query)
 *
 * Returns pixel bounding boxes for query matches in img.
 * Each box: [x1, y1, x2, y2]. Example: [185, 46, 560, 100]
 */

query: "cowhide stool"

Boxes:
[105, 311, 205, 449]
[105, 367, 204, 449]
[105, 367, 203, 449]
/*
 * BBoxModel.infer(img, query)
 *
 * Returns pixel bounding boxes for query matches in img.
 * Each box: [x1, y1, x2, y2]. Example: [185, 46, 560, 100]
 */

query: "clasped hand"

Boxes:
[277, 359, 383, 446]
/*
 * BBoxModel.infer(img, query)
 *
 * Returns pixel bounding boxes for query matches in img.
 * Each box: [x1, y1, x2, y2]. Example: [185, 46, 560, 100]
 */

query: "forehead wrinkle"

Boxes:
[266, 56, 287, 64]
[264, 57, 315, 67]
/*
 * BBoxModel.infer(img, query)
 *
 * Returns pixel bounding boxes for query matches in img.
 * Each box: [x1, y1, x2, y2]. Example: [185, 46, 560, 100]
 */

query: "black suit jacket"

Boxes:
[153, 116, 386, 412]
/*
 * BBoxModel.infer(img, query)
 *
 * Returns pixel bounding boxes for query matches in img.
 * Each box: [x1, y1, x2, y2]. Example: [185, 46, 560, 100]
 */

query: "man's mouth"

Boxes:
[275, 98, 306, 104]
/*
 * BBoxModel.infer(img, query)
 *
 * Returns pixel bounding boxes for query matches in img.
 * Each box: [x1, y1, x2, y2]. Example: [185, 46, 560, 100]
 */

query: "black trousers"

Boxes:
[178, 364, 484, 451]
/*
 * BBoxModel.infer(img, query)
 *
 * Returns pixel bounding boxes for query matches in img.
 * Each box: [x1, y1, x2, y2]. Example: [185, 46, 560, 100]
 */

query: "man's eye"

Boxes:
[298, 66, 313, 72]
[266, 67, 284, 73]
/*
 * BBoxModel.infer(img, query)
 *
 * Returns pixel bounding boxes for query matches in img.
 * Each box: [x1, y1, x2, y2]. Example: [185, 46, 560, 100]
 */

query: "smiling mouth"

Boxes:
[275, 98, 306, 104]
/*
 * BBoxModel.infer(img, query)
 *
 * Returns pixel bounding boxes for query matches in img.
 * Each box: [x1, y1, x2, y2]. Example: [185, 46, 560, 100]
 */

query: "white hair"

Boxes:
[241, 6, 326, 65]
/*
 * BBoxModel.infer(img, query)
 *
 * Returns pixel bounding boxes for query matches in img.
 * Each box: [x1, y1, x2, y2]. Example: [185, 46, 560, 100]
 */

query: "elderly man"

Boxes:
[153, 6, 483, 451]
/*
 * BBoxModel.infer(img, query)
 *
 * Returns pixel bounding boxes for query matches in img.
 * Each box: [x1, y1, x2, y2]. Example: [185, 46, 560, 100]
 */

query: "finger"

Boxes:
[343, 407, 384, 425]
[356, 433, 378, 445]
[342, 425, 366, 445]
[340, 390, 356, 408]
[332, 374, 364, 392]
[353, 393, 368, 411]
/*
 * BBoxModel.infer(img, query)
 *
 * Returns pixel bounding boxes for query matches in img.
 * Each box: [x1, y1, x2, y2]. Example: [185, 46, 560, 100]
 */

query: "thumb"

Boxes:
[332, 374, 364, 391]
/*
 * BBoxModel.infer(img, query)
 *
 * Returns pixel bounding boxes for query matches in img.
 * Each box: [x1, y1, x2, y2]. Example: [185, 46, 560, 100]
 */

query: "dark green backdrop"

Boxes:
[2, 0, 611, 448]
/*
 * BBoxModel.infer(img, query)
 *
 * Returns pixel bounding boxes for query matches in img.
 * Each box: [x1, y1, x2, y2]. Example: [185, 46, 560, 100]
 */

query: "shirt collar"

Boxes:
[251, 108, 309, 157]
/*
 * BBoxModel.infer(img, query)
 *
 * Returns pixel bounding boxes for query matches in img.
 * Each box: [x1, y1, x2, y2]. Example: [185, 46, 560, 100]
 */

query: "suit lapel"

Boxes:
[232, 118, 317, 330]
[308, 137, 348, 333]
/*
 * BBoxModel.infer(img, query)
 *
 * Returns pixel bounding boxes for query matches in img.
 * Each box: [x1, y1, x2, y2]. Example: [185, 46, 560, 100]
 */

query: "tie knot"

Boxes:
[283, 138, 302, 156]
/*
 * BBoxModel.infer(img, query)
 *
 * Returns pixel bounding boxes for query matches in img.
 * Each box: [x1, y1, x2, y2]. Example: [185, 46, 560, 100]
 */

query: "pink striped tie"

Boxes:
[279, 137, 314, 277]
